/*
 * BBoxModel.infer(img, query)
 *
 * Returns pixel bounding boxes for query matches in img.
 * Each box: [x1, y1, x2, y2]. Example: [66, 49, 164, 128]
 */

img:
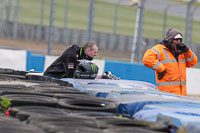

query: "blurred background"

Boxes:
[0, 0, 199, 63]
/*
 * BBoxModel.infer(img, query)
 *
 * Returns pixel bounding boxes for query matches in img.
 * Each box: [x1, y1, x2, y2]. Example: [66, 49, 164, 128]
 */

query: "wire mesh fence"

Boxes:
[0, 0, 199, 62]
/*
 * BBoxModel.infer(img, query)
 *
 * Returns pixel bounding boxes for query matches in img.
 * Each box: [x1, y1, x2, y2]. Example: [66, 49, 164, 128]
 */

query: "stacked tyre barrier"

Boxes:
[61, 76, 200, 133]
[0, 68, 169, 133]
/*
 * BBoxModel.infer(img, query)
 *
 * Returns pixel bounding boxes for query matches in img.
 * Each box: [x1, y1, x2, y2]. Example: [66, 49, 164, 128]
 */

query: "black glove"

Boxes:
[176, 43, 189, 52]
[157, 70, 166, 80]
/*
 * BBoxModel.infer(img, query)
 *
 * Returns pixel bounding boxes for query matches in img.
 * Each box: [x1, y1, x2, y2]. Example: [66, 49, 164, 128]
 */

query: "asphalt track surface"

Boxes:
[101, 0, 200, 21]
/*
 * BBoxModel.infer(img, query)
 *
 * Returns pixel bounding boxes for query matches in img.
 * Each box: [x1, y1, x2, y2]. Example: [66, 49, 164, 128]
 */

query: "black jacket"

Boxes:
[44, 44, 91, 79]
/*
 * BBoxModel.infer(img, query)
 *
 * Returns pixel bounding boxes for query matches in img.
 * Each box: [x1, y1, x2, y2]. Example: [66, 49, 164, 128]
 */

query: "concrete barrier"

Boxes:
[0, 49, 26, 71]
[44, 55, 58, 71]
[26, 51, 44, 72]
[187, 68, 200, 95]
[104, 60, 156, 84]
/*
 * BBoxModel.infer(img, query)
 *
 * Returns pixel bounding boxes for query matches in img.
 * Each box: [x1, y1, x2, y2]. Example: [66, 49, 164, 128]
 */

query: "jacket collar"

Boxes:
[78, 48, 93, 61]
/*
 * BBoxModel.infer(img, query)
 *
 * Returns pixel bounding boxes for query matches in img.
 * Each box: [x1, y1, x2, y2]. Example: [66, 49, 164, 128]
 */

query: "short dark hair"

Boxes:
[83, 42, 97, 51]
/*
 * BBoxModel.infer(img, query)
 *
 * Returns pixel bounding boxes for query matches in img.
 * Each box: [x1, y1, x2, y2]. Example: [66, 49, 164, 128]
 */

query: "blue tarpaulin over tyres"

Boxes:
[133, 102, 200, 125]
[61, 78, 200, 132]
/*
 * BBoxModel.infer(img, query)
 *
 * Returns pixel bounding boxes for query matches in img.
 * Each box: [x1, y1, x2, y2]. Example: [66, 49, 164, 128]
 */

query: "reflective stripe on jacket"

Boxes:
[143, 44, 198, 96]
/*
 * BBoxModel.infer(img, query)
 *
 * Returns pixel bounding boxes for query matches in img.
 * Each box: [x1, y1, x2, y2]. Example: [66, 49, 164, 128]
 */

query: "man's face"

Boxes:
[86, 45, 98, 58]
[171, 38, 181, 50]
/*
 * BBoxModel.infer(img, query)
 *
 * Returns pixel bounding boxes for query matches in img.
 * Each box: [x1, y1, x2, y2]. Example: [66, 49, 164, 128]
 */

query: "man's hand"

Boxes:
[96, 75, 102, 79]
[176, 43, 189, 52]
[157, 70, 166, 80]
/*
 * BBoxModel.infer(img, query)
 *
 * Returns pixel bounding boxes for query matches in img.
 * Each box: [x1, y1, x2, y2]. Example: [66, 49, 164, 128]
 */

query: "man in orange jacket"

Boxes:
[143, 28, 198, 96]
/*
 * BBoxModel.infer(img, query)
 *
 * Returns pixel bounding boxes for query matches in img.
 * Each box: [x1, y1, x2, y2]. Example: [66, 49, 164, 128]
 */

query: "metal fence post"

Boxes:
[110, 0, 121, 51]
[5, 0, 12, 38]
[162, 4, 170, 39]
[13, 0, 19, 40]
[131, 0, 145, 63]
[63, 0, 68, 28]
[88, 0, 95, 42]
[185, 0, 196, 46]
[189, 6, 197, 47]
[6, 0, 11, 22]
[62, 0, 68, 43]
[113, 0, 121, 35]
[36, 0, 44, 41]
[48, 0, 55, 55]
[0, 0, 4, 37]
[0, 0, 3, 20]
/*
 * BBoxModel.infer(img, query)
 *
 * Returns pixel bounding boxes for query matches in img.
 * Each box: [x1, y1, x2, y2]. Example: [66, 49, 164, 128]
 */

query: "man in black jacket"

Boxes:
[44, 42, 98, 79]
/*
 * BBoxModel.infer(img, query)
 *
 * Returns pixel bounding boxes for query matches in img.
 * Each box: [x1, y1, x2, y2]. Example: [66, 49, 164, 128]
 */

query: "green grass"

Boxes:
[2, 0, 200, 43]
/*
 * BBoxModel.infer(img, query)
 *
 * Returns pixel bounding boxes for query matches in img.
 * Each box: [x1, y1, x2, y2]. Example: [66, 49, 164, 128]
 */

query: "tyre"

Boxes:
[39, 90, 89, 99]
[70, 111, 117, 119]
[0, 68, 27, 75]
[0, 73, 26, 79]
[2, 94, 58, 107]
[0, 117, 45, 133]
[10, 106, 71, 121]
[103, 127, 161, 133]
[52, 93, 100, 100]
[98, 118, 169, 132]
[1, 90, 53, 97]
[0, 68, 27, 80]
[32, 84, 77, 92]
[39, 123, 103, 133]
[27, 115, 97, 128]
[0, 84, 29, 90]
[58, 98, 117, 113]
[26, 74, 72, 86]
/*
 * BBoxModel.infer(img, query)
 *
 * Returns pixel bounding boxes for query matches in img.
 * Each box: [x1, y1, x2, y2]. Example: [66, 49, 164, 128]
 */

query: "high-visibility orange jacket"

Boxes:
[143, 44, 198, 96]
